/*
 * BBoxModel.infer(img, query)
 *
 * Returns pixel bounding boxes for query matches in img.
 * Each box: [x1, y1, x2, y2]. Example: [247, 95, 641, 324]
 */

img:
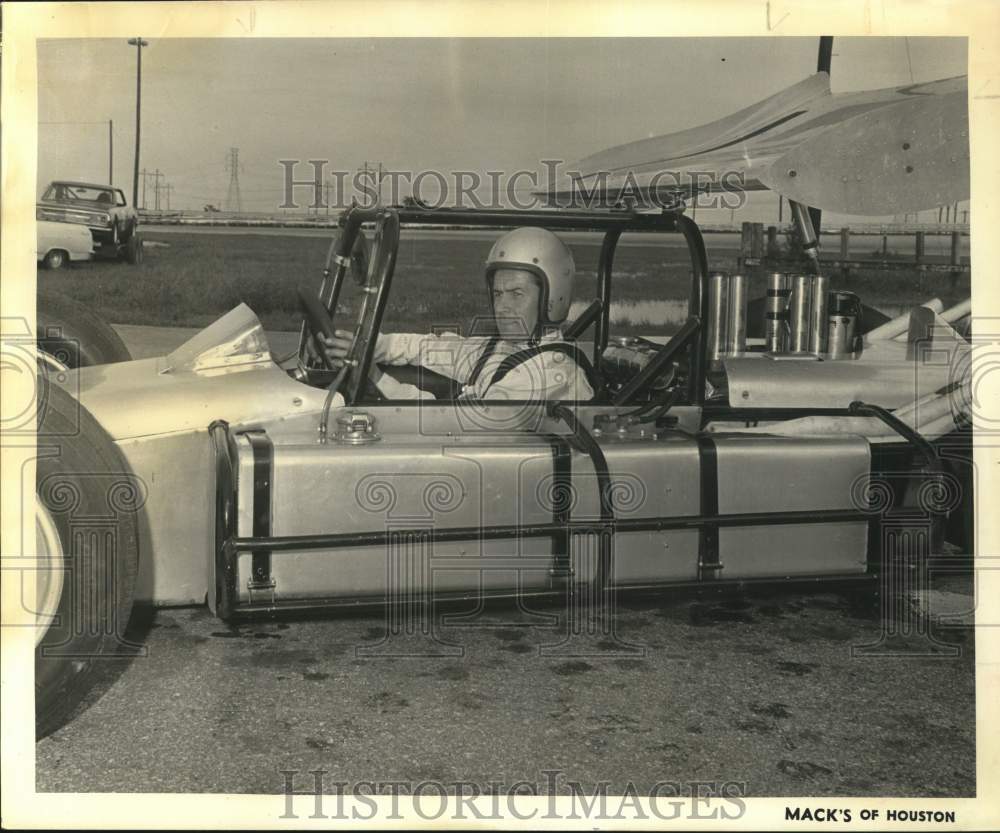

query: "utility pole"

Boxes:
[108, 120, 113, 185]
[141, 167, 147, 209]
[225, 147, 243, 213]
[128, 37, 149, 208]
[152, 168, 164, 210]
[163, 184, 173, 211]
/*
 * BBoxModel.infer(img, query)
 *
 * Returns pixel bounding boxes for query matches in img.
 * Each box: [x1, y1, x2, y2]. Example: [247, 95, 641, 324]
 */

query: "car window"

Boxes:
[46, 185, 115, 203]
[115, 190, 128, 206]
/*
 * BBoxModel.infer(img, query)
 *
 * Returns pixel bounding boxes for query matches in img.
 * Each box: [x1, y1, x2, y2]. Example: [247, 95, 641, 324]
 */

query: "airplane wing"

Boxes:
[538, 72, 969, 216]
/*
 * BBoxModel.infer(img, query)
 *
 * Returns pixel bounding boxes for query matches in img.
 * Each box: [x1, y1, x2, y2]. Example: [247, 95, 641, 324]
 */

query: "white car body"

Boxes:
[37, 219, 94, 265]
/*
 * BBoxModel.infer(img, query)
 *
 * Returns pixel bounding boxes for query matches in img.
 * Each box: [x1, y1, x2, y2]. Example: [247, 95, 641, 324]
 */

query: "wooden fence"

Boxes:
[736, 222, 969, 285]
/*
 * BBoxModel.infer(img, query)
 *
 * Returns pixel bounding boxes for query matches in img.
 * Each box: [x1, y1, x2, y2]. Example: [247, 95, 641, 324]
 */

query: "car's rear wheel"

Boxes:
[42, 249, 68, 270]
[35, 382, 142, 738]
[37, 289, 132, 368]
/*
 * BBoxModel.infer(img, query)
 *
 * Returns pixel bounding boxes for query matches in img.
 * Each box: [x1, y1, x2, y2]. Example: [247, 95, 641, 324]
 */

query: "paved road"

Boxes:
[36, 575, 974, 797]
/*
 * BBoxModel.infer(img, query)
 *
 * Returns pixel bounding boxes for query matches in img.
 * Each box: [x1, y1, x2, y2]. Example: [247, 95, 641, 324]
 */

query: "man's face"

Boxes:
[491, 268, 541, 339]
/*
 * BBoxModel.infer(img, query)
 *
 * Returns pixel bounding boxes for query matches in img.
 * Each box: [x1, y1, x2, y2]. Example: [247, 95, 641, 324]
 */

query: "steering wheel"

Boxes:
[297, 287, 340, 371]
[611, 316, 700, 406]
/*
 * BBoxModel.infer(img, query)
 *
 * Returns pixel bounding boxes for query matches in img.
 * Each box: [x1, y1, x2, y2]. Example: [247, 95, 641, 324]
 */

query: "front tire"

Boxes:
[35, 383, 142, 738]
[37, 289, 132, 368]
[42, 249, 68, 270]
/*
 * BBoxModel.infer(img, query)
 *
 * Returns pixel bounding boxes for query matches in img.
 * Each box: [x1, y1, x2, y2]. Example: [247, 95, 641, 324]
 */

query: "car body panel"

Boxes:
[36, 219, 94, 263]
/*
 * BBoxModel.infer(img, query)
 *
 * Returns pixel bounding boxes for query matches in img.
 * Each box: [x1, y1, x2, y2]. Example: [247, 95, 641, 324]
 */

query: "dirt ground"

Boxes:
[36, 574, 975, 798]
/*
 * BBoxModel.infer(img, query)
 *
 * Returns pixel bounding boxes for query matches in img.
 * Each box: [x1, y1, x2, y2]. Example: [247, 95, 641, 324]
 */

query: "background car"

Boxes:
[36, 218, 94, 269]
[36, 180, 142, 264]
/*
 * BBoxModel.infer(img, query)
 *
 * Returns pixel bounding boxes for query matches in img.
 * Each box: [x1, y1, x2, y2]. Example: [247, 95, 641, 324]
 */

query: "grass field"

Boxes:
[38, 230, 971, 336]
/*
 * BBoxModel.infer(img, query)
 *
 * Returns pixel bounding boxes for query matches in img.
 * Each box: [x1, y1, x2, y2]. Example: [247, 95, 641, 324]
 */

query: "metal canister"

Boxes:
[827, 291, 861, 359]
[788, 274, 813, 353]
[808, 274, 830, 354]
[763, 272, 791, 353]
[725, 273, 748, 356]
[707, 271, 729, 363]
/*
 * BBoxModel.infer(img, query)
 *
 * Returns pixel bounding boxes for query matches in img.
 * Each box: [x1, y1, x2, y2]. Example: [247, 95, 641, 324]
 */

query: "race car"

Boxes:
[27, 204, 974, 738]
[36, 180, 143, 264]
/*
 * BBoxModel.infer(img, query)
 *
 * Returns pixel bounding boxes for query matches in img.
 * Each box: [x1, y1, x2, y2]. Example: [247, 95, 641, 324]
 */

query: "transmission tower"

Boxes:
[225, 147, 243, 213]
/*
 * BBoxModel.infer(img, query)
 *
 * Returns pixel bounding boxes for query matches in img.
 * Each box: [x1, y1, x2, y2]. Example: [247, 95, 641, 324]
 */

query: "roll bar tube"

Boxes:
[677, 213, 709, 406]
[344, 209, 401, 404]
[595, 228, 622, 366]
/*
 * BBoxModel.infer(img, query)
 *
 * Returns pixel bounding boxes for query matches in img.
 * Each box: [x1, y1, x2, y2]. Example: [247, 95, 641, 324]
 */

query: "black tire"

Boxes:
[43, 249, 68, 270]
[37, 289, 131, 368]
[35, 382, 142, 738]
[123, 232, 144, 265]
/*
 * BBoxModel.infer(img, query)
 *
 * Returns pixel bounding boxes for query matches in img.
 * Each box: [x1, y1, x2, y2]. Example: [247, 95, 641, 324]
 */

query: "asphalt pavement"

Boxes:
[35, 575, 975, 797]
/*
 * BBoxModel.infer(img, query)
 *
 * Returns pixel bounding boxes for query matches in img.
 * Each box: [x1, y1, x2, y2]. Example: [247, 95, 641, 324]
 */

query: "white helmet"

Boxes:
[484, 227, 576, 326]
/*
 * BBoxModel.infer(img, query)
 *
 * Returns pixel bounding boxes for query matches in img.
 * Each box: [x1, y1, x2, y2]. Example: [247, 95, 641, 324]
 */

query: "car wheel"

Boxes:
[37, 289, 132, 368]
[35, 382, 142, 738]
[43, 249, 68, 270]
[124, 232, 144, 265]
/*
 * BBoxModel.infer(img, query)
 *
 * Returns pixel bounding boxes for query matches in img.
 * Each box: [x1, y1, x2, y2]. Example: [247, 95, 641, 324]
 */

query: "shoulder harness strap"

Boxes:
[466, 335, 502, 387]
[484, 342, 601, 400]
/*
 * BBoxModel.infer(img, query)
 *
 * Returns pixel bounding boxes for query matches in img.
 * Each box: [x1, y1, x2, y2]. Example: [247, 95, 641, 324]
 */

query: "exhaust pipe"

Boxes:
[764, 272, 791, 353]
[707, 271, 729, 364]
[725, 273, 748, 356]
[789, 274, 813, 353]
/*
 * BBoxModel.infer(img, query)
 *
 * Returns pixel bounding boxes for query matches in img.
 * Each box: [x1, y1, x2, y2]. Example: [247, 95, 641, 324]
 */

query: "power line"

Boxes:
[225, 147, 243, 213]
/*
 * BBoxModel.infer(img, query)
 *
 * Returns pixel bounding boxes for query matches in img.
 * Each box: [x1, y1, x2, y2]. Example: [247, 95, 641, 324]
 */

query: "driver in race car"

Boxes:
[318, 227, 596, 402]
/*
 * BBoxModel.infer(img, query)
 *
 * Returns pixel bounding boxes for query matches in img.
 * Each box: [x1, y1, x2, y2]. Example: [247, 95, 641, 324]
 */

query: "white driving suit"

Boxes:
[371, 330, 595, 402]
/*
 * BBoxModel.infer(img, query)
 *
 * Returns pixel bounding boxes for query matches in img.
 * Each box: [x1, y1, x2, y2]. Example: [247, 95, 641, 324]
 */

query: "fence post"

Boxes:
[751, 222, 765, 261]
[915, 230, 925, 264]
[739, 221, 753, 271]
[839, 227, 850, 281]
[766, 225, 778, 258]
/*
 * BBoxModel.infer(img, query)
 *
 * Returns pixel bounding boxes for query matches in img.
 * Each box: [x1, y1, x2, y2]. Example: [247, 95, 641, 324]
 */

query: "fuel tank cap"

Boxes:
[334, 411, 381, 445]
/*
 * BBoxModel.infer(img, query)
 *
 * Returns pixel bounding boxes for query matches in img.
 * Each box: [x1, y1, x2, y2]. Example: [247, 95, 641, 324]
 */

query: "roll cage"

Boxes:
[297, 205, 710, 408]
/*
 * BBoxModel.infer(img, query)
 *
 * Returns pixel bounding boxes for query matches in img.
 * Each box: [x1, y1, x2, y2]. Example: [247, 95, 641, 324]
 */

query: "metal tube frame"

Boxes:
[304, 205, 709, 407]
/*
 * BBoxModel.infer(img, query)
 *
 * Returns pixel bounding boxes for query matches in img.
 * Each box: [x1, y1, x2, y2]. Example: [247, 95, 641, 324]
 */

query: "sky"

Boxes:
[37, 36, 968, 222]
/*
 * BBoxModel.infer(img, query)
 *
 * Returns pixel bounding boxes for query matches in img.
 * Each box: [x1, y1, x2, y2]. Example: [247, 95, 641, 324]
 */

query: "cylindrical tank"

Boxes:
[763, 272, 791, 353]
[707, 271, 729, 363]
[827, 291, 861, 359]
[809, 274, 830, 354]
[725, 273, 748, 356]
[788, 274, 813, 353]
